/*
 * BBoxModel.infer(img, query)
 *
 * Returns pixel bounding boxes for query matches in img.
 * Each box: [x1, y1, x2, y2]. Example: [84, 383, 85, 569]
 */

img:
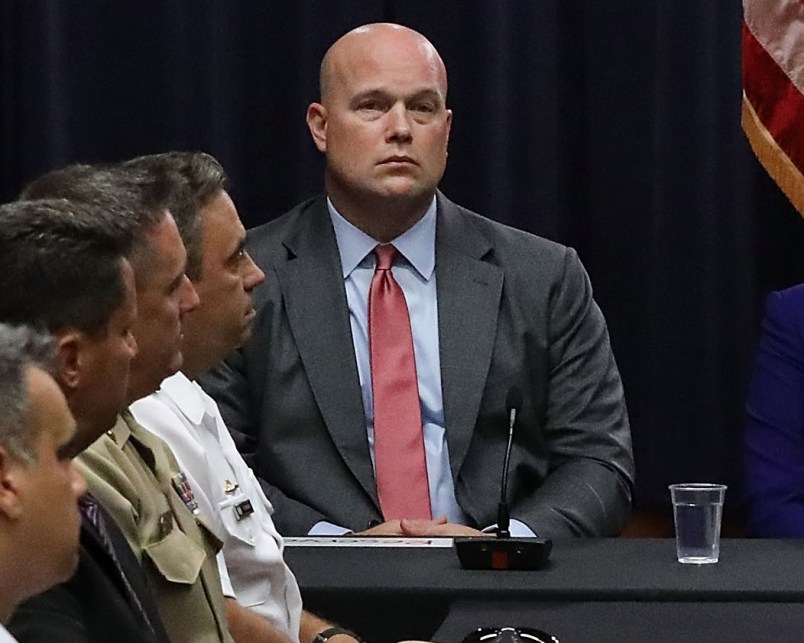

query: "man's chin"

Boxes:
[125, 361, 181, 404]
[379, 179, 423, 197]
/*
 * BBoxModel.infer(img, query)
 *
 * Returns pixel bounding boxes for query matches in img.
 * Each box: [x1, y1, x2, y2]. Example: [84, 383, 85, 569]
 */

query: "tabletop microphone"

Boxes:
[497, 386, 523, 538]
[454, 386, 552, 570]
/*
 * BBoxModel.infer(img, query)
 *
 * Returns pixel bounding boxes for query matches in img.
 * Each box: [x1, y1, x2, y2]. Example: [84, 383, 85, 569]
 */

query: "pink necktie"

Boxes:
[369, 244, 431, 520]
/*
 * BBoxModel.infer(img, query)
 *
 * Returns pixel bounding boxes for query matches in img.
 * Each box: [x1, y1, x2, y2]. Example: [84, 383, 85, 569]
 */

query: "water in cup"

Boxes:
[672, 500, 722, 563]
[669, 483, 727, 564]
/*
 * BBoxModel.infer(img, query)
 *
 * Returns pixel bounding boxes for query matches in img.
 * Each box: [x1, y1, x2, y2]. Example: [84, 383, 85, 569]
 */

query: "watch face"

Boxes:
[461, 627, 560, 643]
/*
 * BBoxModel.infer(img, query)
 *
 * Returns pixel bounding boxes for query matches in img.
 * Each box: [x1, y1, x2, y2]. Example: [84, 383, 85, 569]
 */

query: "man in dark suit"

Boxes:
[0, 198, 170, 642]
[201, 23, 634, 539]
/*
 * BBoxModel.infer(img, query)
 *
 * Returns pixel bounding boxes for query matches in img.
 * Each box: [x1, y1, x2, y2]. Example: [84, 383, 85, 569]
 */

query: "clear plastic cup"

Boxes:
[668, 483, 727, 564]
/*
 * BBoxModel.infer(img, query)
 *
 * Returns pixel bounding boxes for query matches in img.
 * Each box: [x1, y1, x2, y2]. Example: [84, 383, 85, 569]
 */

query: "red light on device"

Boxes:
[491, 550, 509, 569]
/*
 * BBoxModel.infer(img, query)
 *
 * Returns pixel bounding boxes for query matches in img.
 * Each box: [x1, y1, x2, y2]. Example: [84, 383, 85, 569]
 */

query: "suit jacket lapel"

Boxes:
[436, 194, 503, 482]
[274, 200, 378, 506]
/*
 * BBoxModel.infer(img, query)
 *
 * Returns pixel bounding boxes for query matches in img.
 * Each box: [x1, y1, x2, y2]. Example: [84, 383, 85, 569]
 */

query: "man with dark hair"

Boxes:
[124, 151, 227, 283]
[0, 324, 86, 642]
[0, 198, 171, 642]
[10, 165, 234, 643]
[22, 165, 189, 406]
[129, 151, 362, 643]
[201, 23, 634, 540]
[0, 198, 137, 456]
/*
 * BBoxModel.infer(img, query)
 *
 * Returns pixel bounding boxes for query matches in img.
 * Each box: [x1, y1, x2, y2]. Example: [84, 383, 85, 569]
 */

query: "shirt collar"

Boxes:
[108, 410, 133, 446]
[156, 372, 208, 425]
[328, 197, 437, 281]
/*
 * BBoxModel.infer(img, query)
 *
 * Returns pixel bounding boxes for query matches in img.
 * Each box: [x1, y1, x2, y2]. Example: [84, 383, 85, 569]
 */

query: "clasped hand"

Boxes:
[355, 515, 484, 537]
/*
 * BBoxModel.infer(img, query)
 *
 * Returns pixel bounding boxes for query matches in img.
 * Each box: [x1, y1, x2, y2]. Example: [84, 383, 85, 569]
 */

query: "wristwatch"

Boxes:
[313, 627, 359, 643]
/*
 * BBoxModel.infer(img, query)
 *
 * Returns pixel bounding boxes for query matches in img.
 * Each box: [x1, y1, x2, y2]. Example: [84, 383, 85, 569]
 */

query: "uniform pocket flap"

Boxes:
[143, 528, 206, 585]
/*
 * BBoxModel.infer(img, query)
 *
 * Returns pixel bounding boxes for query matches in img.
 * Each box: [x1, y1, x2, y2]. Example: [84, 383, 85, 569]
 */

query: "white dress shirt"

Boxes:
[132, 373, 302, 641]
[0, 624, 17, 642]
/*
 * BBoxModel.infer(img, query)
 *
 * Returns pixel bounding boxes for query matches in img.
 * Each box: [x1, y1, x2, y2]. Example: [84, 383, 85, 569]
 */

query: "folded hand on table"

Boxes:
[354, 516, 484, 537]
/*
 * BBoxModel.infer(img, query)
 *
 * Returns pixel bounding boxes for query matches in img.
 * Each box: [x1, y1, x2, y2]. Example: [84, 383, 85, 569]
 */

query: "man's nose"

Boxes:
[385, 104, 413, 142]
[180, 276, 201, 315]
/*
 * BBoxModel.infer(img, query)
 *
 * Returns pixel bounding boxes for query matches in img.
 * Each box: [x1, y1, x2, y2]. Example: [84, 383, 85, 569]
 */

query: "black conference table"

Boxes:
[284, 537, 804, 642]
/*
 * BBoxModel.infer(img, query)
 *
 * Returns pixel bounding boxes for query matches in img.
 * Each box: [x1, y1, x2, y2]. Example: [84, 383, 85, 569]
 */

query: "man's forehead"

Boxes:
[134, 216, 186, 290]
[336, 58, 446, 97]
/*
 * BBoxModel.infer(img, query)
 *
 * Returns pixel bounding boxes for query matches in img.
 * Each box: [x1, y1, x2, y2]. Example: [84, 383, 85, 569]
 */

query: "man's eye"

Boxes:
[412, 103, 435, 113]
[228, 248, 248, 267]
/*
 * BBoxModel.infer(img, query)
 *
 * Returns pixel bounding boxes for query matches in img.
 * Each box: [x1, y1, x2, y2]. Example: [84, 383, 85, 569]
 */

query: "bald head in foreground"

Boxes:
[200, 23, 635, 539]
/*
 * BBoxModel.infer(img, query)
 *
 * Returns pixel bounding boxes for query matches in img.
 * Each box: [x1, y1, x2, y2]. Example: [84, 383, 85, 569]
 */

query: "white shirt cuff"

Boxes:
[482, 519, 538, 538]
[308, 521, 353, 536]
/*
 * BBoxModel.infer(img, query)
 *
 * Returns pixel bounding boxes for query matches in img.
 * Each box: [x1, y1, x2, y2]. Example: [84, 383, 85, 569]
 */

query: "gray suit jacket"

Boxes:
[199, 193, 634, 538]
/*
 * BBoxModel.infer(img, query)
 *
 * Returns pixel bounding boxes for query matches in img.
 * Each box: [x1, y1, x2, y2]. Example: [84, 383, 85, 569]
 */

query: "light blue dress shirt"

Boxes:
[310, 197, 533, 537]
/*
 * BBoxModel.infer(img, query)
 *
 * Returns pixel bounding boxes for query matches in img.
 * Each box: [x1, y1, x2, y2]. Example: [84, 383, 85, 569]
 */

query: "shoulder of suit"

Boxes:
[762, 284, 804, 333]
[247, 196, 324, 242]
[245, 196, 328, 268]
[438, 193, 571, 263]
[771, 283, 804, 308]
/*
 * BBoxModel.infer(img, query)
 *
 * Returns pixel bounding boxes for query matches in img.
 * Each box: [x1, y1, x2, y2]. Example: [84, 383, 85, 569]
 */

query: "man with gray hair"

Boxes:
[0, 324, 85, 641]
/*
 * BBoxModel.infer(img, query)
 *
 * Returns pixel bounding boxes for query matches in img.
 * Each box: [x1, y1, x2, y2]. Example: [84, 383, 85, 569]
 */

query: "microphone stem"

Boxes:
[498, 409, 516, 537]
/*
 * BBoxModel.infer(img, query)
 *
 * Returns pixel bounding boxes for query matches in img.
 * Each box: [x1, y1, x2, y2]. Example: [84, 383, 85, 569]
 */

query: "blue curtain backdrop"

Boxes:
[2, 0, 803, 517]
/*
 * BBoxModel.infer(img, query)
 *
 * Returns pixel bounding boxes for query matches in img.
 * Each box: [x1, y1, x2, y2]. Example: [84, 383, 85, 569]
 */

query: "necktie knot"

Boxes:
[374, 244, 398, 271]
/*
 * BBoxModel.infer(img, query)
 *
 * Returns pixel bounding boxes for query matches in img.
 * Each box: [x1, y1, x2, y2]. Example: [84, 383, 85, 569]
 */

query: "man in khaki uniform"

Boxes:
[81, 411, 232, 643]
[22, 165, 234, 643]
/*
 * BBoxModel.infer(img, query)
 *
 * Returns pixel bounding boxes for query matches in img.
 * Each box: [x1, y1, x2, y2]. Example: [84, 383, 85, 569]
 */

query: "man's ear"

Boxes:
[55, 330, 84, 392]
[306, 102, 328, 153]
[0, 446, 24, 521]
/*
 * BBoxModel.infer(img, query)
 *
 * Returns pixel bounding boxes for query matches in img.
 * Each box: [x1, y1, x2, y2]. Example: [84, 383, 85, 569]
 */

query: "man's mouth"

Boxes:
[381, 155, 416, 165]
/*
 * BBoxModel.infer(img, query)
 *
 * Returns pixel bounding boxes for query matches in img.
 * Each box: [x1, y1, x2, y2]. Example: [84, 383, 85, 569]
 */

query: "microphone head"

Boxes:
[505, 386, 523, 413]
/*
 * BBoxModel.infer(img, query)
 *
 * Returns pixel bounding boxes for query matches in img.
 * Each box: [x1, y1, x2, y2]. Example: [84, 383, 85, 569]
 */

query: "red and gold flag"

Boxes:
[743, 1, 804, 215]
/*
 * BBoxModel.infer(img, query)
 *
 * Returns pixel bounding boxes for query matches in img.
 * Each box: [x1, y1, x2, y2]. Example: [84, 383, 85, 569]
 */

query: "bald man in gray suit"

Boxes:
[200, 23, 634, 539]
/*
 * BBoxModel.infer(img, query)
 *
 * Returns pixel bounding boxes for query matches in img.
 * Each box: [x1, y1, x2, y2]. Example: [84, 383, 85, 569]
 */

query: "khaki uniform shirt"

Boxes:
[77, 410, 233, 643]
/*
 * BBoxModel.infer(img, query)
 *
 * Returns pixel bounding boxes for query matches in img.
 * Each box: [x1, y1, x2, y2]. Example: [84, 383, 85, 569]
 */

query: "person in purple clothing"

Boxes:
[744, 283, 804, 536]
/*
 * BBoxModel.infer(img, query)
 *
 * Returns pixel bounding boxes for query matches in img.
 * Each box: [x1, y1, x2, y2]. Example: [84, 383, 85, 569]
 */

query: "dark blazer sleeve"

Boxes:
[514, 247, 633, 537]
[438, 201, 633, 539]
[744, 286, 804, 537]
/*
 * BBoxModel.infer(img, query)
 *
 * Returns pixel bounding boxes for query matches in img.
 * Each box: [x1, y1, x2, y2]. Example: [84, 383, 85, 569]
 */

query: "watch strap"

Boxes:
[313, 626, 357, 643]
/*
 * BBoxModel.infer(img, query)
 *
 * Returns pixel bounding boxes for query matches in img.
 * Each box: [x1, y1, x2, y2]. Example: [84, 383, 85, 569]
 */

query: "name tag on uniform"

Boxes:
[234, 499, 254, 520]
